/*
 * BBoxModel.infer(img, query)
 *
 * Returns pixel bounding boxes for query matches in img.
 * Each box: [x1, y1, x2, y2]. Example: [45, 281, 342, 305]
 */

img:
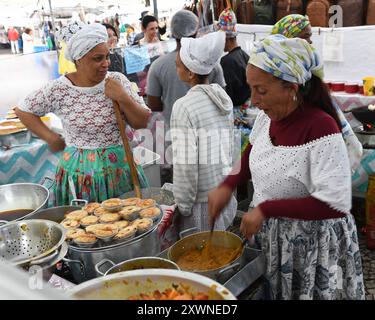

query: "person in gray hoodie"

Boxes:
[170, 31, 237, 232]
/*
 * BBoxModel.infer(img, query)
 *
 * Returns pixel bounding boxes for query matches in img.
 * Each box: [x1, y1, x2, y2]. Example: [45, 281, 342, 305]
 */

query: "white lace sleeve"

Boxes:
[308, 134, 352, 214]
[18, 84, 53, 116]
[110, 72, 150, 111]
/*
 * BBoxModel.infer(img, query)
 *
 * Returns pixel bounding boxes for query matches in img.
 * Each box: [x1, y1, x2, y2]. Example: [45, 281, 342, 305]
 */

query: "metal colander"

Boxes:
[0, 219, 66, 267]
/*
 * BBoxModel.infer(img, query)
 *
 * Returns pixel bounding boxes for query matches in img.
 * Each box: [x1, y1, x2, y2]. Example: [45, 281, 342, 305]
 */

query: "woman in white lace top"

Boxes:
[16, 23, 151, 205]
[208, 35, 364, 299]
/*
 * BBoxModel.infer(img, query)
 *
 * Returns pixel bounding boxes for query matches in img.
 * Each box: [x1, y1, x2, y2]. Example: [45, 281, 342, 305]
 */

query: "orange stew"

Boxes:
[127, 288, 209, 300]
[176, 245, 238, 271]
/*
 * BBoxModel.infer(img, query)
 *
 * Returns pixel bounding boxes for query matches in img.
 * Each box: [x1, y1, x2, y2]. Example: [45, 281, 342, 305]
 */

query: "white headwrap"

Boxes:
[57, 23, 108, 62]
[180, 31, 225, 75]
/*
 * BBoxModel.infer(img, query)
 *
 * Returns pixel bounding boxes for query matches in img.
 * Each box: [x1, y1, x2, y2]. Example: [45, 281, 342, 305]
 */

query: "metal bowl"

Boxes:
[168, 230, 245, 282]
[0, 219, 66, 267]
[68, 269, 237, 300]
[0, 183, 49, 221]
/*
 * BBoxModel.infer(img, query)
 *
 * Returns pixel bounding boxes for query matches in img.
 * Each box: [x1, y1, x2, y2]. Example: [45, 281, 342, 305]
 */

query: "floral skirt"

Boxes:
[255, 214, 365, 300]
[53, 145, 149, 206]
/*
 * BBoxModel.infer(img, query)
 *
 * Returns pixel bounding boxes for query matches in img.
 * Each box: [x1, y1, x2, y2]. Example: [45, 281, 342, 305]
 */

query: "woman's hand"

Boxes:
[240, 206, 265, 239]
[104, 78, 128, 102]
[48, 133, 66, 152]
[208, 184, 233, 226]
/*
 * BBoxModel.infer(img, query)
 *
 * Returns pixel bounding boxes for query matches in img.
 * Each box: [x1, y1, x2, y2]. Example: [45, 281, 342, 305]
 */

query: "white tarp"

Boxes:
[236, 24, 375, 83]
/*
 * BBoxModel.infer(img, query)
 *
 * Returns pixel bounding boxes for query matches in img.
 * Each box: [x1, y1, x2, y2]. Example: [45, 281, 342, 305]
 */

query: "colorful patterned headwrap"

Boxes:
[271, 14, 310, 39]
[248, 34, 324, 85]
[217, 8, 237, 38]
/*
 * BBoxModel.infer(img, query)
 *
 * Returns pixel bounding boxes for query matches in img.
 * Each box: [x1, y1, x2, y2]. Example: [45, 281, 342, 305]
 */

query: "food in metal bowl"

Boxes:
[65, 210, 88, 221]
[83, 203, 101, 214]
[101, 198, 123, 211]
[113, 225, 137, 241]
[137, 199, 156, 209]
[113, 220, 130, 229]
[80, 215, 99, 227]
[68, 269, 236, 300]
[98, 213, 121, 224]
[60, 219, 80, 230]
[119, 206, 140, 221]
[74, 233, 98, 247]
[176, 245, 238, 271]
[122, 197, 141, 206]
[86, 223, 118, 237]
[94, 207, 112, 216]
[139, 207, 161, 221]
[127, 285, 209, 300]
[66, 228, 86, 240]
[132, 218, 153, 234]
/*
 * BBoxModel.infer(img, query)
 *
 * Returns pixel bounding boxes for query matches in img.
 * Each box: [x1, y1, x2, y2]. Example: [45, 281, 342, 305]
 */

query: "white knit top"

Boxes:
[249, 111, 352, 215]
[18, 72, 149, 149]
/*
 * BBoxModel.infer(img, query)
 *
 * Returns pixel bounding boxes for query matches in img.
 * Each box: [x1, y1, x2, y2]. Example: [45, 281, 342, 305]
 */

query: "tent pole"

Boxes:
[47, 0, 59, 57]
[153, 0, 158, 20]
[210, 0, 215, 23]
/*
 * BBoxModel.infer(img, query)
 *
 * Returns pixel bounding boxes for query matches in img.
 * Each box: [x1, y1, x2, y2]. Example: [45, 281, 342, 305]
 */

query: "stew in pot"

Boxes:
[176, 245, 239, 271]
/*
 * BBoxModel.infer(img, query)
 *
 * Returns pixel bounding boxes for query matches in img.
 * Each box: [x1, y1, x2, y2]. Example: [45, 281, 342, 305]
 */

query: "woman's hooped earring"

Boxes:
[293, 95, 297, 102]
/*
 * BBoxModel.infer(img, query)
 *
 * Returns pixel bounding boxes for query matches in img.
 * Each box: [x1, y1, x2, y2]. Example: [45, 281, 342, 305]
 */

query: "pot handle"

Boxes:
[62, 257, 85, 276]
[179, 227, 198, 239]
[29, 249, 59, 266]
[41, 176, 55, 190]
[216, 263, 241, 282]
[0, 220, 9, 227]
[95, 259, 116, 276]
[70, 199, 88, 207]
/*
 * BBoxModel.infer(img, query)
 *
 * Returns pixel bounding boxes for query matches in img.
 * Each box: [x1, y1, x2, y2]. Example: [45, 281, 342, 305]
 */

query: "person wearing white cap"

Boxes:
[16, 22, 151, 206]
[146, 10, 226, 183]
[170, 31, 237, 232]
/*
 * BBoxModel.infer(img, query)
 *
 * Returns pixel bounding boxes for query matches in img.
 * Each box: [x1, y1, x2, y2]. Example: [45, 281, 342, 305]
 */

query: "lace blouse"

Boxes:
[19, 71, 150, 149]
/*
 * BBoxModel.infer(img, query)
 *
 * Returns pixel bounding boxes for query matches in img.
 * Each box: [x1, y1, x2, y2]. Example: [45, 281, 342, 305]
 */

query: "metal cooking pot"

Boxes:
[168, 229, 245, 283]
[64, 227, 161, 283]
[28, 199, 162, 283]
[25, 200, 85, 223]
[95, 256, 179, 276]
[0, 182, 50, 221]
[68, 269, 237, 300]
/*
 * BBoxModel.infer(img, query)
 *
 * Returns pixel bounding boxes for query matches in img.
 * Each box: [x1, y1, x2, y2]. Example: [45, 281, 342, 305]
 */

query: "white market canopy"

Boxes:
[0, 0, 187, 24]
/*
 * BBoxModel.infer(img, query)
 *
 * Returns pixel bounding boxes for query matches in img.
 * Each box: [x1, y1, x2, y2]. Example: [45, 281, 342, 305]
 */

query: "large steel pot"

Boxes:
[25, 201, 84, 223]
[168, 229, 246, 283]
[0, 182, 50, 221]
[68, 269, 237, 300]
[28, 200, 161, 283]
[64, 228, 161, 283]
[95, 256, 179, 276]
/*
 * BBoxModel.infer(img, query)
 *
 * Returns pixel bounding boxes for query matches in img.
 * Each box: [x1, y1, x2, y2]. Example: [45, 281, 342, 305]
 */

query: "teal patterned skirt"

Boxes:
[53, 145, 149, 206]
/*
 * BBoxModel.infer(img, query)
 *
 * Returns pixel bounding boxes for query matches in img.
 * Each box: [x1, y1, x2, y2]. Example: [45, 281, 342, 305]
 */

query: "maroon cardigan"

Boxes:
[223, 105, 346, 220]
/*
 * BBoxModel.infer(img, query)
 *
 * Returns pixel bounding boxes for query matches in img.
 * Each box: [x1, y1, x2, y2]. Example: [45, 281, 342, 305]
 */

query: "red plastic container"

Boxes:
[345, 83, 359, 94]
[331, 82, 345, 92]
[359, 85, 364, 95]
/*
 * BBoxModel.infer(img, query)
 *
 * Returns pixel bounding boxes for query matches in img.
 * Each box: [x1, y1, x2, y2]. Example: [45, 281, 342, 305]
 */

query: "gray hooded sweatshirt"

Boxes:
[170, 83, 235, 216]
